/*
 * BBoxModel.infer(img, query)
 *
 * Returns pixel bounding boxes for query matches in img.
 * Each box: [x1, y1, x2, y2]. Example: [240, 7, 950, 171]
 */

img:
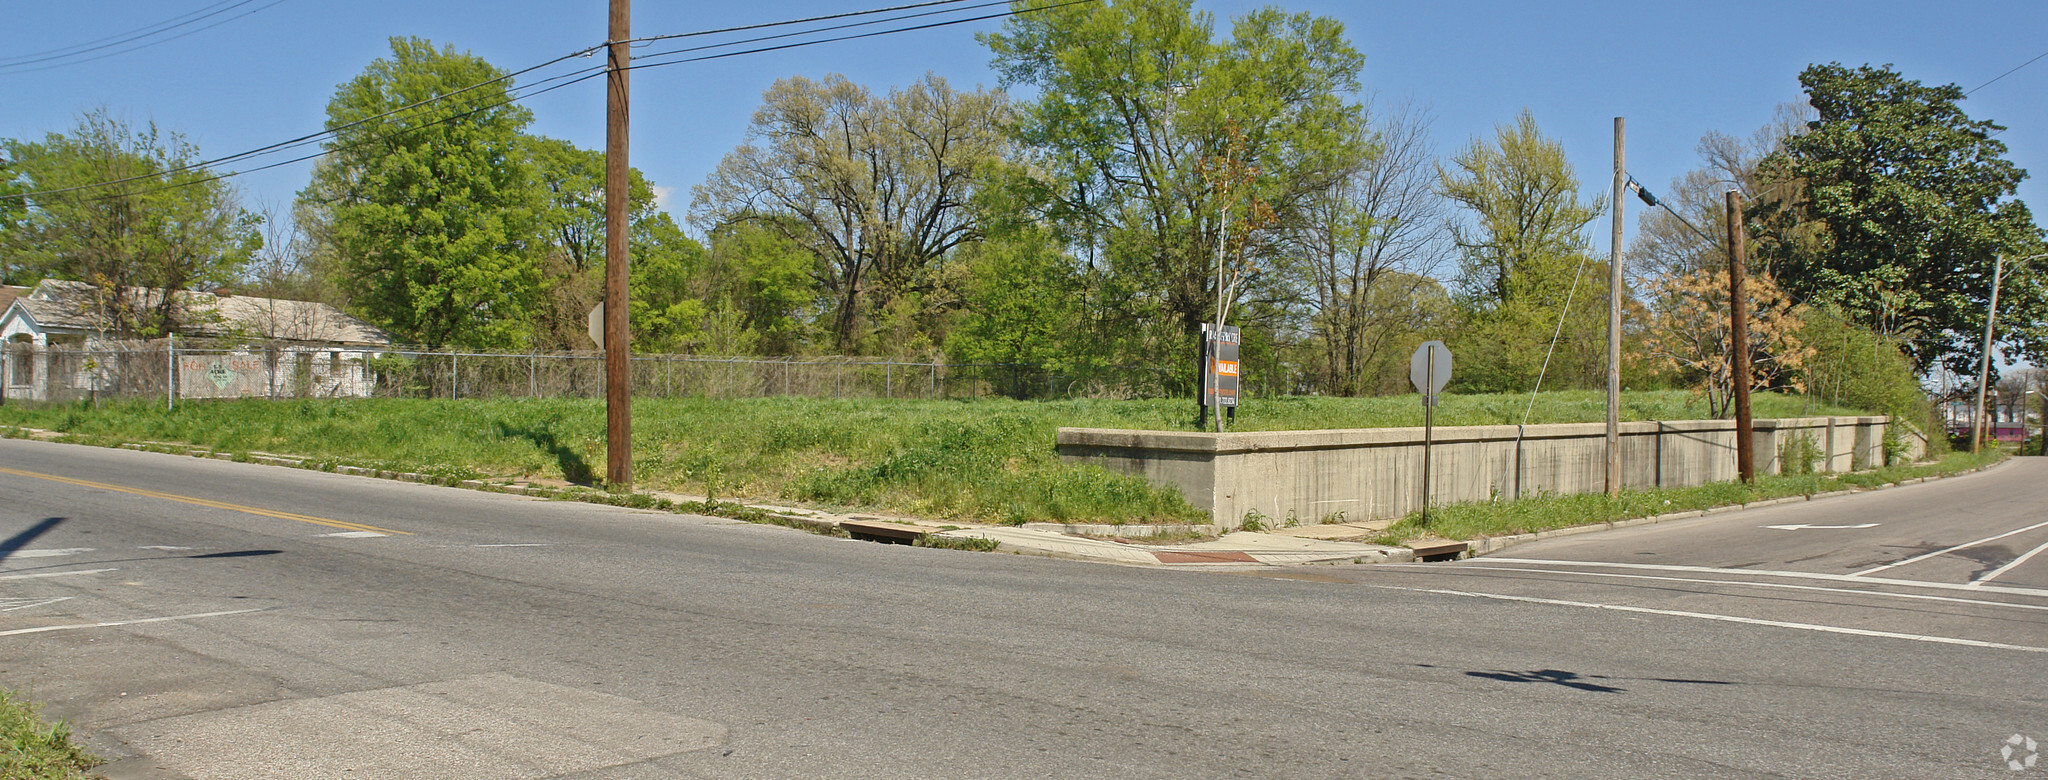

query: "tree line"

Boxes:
[4, 0, 2041, 421]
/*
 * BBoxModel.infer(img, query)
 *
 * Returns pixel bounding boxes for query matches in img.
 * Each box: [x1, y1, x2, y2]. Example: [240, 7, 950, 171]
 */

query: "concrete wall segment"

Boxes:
[1059, 415, 1895, 530]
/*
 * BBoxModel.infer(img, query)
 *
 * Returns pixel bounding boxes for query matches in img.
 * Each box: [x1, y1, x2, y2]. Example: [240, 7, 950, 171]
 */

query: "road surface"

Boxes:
[0, 437, 2042, 778]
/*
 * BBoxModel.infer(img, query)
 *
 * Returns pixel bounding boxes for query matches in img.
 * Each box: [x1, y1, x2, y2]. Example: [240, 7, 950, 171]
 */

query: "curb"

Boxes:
[6, 425, 2011, 568]
[1465, 459, 2010, 558]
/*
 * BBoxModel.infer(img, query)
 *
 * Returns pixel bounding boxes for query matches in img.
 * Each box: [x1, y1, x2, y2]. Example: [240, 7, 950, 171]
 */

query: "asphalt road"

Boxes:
[1, 436, 2043, 779]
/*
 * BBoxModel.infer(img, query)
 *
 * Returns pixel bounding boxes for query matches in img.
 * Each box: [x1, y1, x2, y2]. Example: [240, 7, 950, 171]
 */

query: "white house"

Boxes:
[1, 279, 393, 401]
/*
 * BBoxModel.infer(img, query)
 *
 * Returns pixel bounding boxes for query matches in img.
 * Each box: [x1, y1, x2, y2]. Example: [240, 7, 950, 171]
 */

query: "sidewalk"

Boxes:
[669, 496, 1420, 567]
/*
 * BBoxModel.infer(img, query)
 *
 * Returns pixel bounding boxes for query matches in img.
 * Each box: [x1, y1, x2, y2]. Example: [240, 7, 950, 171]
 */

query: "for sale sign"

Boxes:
[1201, 324, 1241, 408]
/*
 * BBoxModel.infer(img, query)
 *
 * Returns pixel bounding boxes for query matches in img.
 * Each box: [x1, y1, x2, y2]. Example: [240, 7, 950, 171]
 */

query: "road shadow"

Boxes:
[188, 550, 283, 559]
[1465, 669, 1627, 693]
[496, 421, 596, 486]
[0, 517, 66, 564]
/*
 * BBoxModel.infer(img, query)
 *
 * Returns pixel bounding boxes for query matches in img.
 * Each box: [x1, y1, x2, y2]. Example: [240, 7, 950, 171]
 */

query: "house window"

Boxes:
[6, 335, 31, 386]
[329, 351, 341, 372]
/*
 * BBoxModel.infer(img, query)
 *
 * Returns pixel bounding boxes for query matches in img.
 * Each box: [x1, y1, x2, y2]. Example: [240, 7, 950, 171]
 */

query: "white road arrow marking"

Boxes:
[1763, 523, 1879, 531]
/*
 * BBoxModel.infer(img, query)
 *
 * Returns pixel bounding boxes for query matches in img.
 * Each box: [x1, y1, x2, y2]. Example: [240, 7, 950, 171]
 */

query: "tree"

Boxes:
[1284, 101, 1452, 396]
[1436, 110, 1608, 392]
[691, 73, 1009, 353]
[1759, 63, 2047, 375]
[1, 109, 260, 335]
[1641, 268, 1812, 417]
[522, 135, 694, 352]
[983, 0, 1366, 364]
[308, 37, 544, 349]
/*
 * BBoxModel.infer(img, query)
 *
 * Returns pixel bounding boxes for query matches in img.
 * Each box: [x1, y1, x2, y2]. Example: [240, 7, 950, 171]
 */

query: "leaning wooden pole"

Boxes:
[1725, 191, 1754, 483]
[1606, 117, 1624, 496]
[604, 0, 632, 489]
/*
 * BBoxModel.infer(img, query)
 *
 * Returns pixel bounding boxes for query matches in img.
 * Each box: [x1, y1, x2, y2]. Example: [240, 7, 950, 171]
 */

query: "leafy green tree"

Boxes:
[625, 212, 712, 353]
[1759, 63, 2047, 374]
[946, 224, 1083, 370]
[521, 135, 697, 352]
[983, 0, 1366, 364]
[1, 109, 260, 335]
[1436, 110, 1608, 392]
[698, 221, 819, 356]
[691, 73, 1009, 353]
[309, 37, 544, 349]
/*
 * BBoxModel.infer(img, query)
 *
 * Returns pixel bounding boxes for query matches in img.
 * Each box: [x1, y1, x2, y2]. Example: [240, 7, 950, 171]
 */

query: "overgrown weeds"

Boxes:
[0, 688, 100, 779]
[0, 390, 1876, 528]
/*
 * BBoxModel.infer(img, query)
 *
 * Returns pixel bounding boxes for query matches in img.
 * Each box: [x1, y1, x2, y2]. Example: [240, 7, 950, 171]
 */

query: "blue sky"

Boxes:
[5, 0, 2047, 253]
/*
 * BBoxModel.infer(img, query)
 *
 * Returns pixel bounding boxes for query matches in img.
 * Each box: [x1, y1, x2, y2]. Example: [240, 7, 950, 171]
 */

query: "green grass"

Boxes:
[1380, 448, 2005, 543]
[0, 390, 1872, 527]
[0, 688, 100, 779]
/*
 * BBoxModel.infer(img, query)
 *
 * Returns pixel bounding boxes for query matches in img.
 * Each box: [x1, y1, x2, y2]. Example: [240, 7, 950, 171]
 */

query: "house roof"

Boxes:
[18, 279, 391, 346]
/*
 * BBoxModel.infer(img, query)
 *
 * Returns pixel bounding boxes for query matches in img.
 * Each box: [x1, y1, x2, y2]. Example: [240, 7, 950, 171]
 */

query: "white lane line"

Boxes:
[316, 531, 387, 539]
[1364, 583, 2048, 654]
[0, 597, 70, 612]
[0, 568, 116, 581]
[1474, 558, 2048, 598]
[6, 548, 95, 559]
[1447, 565, 2048, 613]
[471, 543, 548, 548]
[0, 608, 264, 638]
[1852, 519, 2048, 576]
[1970, 539, 2048, 587]
[138, 545, 194, 551]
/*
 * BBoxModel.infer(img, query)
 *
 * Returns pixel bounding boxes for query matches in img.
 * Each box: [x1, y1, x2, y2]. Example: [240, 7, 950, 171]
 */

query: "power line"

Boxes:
[0, 0, 293, 75]
[7, 0, 1088, 205]
[632, 0, 1010, 61]
[622, 0, 976, 46]
[0, 0, 257, 66]
[1968, 48, 2048, 95]
[2, 46, 609, 202]
[632, 0, 1091, 70]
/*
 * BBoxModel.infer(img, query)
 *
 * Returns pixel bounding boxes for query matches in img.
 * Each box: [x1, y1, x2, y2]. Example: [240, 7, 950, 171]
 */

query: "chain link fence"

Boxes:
[1, 340, 1190, 405]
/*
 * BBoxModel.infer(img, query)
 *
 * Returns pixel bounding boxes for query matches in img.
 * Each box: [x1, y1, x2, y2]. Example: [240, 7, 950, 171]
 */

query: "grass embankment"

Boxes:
[0, 688, 99, 779]
[0, 390, 1866, 527]
[1384, 448, 2001, 543]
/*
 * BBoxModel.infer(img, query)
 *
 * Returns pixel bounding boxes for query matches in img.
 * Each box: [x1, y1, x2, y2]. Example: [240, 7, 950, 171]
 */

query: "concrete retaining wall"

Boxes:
[1057, 416, 1913, 530]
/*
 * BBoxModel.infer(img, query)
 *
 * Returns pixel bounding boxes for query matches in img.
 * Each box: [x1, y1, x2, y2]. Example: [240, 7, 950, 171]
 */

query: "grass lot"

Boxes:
[0, 390, 1867, 527]
[1384, 448, 2001, 543]
[0, 688, 99, 779]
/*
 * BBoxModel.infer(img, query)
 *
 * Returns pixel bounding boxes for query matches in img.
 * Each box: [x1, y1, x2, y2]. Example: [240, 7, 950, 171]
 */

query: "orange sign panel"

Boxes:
[1214, 360, 1239, 377]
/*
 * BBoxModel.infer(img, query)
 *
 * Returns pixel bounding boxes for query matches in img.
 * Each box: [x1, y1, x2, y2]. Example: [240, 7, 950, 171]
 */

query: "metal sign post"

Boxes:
[1409, 341, 1453, 526]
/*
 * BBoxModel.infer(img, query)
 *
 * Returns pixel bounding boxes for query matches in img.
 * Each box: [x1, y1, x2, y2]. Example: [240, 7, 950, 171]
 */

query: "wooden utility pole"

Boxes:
[1725, 191, 1754, 483]
[1606, 117, 1624, 496]
[1972, 254, 2005, 454]
[604, 0, 632, 488]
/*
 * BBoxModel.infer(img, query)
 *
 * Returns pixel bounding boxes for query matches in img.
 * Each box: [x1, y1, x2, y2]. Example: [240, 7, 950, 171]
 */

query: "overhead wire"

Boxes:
[1, 45, 610, 202]
[622, 0, 977, 46]
[0, 0, 294, 75]
[7, 0, 1087, 205]
[629, 0, 1093, 71]
[0, 0, 254, 66]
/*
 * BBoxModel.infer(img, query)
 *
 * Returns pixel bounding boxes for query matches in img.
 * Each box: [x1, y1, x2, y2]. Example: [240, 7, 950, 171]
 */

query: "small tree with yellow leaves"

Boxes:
[1642, 267, 1813, 417]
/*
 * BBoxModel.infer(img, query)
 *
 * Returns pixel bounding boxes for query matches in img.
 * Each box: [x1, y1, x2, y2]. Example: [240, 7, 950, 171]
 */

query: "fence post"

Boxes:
[783, 358, 791, 396]
[452, 352, 459, 400]
[167, 334, 176, 411]
[529, 352, 537, 398]
[886, 363, 893, 399]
